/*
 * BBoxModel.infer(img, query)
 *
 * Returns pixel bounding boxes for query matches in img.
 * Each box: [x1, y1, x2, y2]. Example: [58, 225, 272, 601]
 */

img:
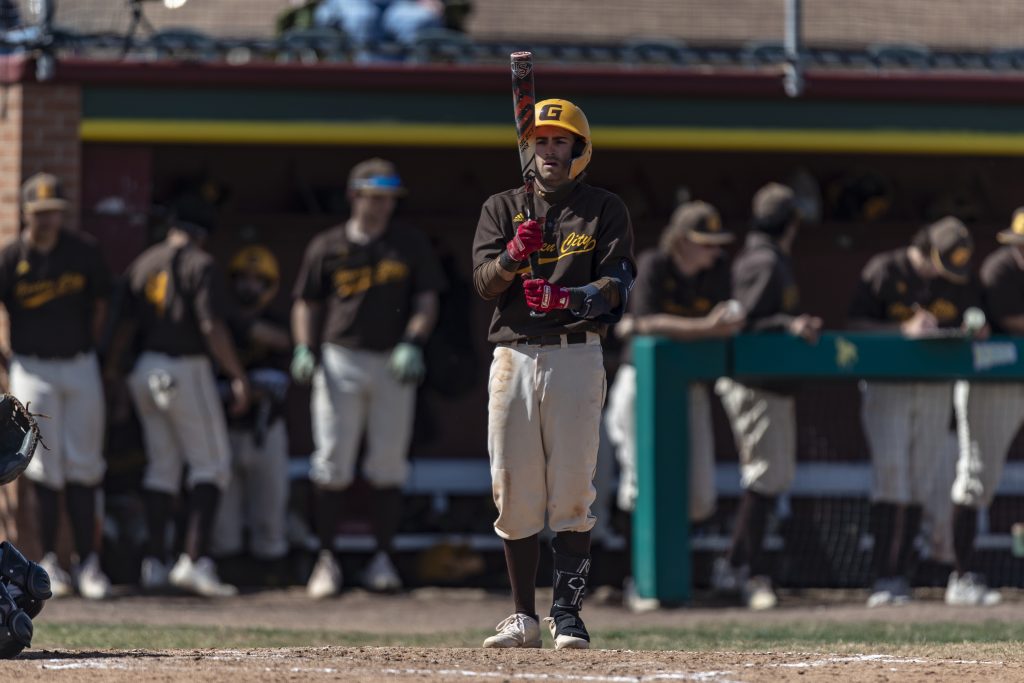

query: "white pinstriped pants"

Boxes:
[952, 381, 1024, 508]
[861, 381, 953, 506]
[604, 364, 717, 522]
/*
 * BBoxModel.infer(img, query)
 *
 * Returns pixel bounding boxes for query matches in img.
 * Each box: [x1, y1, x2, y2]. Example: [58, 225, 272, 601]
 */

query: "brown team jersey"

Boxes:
[293, 223, 447, 351]
[471, 181, 635, 343]
[621, 248, 731, 364]
[0, 230, 110, 358]
[124, 241, 231, 356]
[848, 248, 980, 327]
[980, 247, 1024, 334]
[732, 232, 802, 332]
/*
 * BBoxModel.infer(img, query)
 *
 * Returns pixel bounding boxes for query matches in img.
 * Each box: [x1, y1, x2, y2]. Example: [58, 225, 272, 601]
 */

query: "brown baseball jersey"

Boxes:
[732, 232, 801, 332]
[293, 223, 446, 351]
[0, 230, 110, 358]
[980, 247, 1024, 333]
[621, 248, 731, 364]
[123, 241, 231, 356]
[471, 181, 635, 343]
[849, 248, 980, 327]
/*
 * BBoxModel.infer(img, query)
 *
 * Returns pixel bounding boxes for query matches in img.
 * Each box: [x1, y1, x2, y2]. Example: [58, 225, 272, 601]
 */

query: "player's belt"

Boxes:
[519, 332, 589, 347]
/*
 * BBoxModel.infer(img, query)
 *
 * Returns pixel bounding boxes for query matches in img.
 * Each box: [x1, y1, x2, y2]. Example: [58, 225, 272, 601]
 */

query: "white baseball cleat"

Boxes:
[140, 556, 170, 591]
[945, 572, 1001, 606]
[743, 575, 778, 611]
[169, 554, 238, 597]
[482, 613, 542, 648]
[38, 552, 72, 599]
[867, 576, 911, 608]
[307, 550, 342, 599]
[363, 551, 402, 592]
[74, 553, 111, 600]
[710, 557, 749, 596]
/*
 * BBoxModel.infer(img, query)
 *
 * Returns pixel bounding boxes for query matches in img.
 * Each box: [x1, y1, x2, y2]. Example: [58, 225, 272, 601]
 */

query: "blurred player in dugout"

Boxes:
[945, 209, 1024, 607]
[106, 218, 251, 597]
[848, 216, 982, 608]
[711, 183, 822, 610]
[604, 200, 744, 608]
[291, 158, 446, 598]
[210, 245, 292, 569]
[0, 173, 112, 600]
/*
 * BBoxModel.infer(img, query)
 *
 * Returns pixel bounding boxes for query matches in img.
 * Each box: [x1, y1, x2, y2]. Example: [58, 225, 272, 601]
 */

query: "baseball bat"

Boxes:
[510, 51, 546, 317]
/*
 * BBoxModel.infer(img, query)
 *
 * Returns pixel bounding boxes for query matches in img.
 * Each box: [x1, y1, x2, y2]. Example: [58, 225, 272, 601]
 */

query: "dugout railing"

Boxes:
[633, 332, 1024, 603]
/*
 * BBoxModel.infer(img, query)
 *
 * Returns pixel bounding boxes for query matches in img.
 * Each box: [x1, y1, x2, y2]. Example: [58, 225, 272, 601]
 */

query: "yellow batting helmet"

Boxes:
[229, 245, 280, 284]
[535, 99, 592, 179]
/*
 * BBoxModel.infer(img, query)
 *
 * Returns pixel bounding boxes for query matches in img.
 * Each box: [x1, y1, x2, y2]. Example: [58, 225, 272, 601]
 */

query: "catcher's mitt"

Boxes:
[0, 395, 42, 486]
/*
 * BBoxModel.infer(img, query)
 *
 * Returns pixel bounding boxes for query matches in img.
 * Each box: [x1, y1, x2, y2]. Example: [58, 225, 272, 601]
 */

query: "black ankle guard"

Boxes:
[551, 548, 590, 612]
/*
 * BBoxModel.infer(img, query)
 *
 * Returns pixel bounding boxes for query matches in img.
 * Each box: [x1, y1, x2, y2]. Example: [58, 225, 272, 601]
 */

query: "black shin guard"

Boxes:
[549, 540, 591, 642]
[0, 541, 52, 599]
[0, 580, 32, 659]
[0, 541, 52, 616]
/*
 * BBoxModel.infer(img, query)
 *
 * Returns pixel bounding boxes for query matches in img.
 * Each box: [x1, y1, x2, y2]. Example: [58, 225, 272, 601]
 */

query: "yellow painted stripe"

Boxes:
[79, 119, 1024, 156]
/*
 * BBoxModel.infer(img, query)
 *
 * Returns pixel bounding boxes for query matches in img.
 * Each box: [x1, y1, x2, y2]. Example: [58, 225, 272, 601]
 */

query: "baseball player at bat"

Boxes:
[713, 183, 821, 611]
[847, 216, 982, 607]
[292, 159, 446, 598]
[605, 202, 743, 583]
[945, 208, 1024, 607]
[0, 173, 112, 600]
[473, 99, 635, 649]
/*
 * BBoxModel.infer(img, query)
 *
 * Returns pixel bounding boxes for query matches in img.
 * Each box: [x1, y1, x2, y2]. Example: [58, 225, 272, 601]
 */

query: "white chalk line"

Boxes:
[377, 669, 741, 682]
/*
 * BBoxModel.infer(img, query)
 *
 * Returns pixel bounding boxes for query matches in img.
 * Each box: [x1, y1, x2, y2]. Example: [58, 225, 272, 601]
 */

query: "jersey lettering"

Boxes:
[332, 259, 410, 299]
[14, 272, 86, 309]
[145, 271, 169, 317]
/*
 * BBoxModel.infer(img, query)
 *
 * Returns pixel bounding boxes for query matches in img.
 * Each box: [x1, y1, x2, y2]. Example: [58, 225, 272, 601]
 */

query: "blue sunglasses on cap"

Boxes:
[349, 174, 405, 193]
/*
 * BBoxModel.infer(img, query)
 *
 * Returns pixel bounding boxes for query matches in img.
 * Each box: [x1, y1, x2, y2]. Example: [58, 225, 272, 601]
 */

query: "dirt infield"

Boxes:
[30, 585, 1024, 631]
[7, 646, 1023, 682]
[6, 588, 1024, 682]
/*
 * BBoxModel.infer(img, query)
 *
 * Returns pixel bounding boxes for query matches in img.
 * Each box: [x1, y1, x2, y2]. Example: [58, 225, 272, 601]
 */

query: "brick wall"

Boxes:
[0, 82, 80, 244]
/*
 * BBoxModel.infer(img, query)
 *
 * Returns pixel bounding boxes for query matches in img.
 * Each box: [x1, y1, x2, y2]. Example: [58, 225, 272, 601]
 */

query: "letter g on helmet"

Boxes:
[535, 98, 592, 179]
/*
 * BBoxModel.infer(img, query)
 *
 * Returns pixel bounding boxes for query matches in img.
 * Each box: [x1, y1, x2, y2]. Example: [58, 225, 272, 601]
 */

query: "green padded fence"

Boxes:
[632, 332, 1024, 603]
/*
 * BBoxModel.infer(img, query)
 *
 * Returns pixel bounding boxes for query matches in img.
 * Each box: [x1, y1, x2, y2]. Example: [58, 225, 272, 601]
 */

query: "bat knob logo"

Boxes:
[512, 61, 532, 79]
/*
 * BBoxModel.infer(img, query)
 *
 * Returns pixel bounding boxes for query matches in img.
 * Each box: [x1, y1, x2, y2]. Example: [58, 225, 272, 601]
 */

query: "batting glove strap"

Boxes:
[497, 249, 525, 273]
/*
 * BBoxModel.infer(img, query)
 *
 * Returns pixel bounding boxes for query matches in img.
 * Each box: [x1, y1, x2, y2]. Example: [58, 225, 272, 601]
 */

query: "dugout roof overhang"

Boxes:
[7, 56, 1024, 155]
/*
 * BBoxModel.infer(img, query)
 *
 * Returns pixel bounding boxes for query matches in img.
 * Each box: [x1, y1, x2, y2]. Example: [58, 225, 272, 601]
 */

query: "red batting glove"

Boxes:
[523, 278, 572, 312]
[506, 219, 544, 262]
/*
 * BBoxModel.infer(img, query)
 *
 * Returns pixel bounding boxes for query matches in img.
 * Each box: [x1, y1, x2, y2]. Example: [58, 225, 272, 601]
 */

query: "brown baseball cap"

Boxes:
[927, 216, 973, 283]
[347, 158, 406, 195]
[751, 182, 799, 235]
[21, 173, 70, 213]
[670, 201, 734, 246]
[997, 207, 1024, 245]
